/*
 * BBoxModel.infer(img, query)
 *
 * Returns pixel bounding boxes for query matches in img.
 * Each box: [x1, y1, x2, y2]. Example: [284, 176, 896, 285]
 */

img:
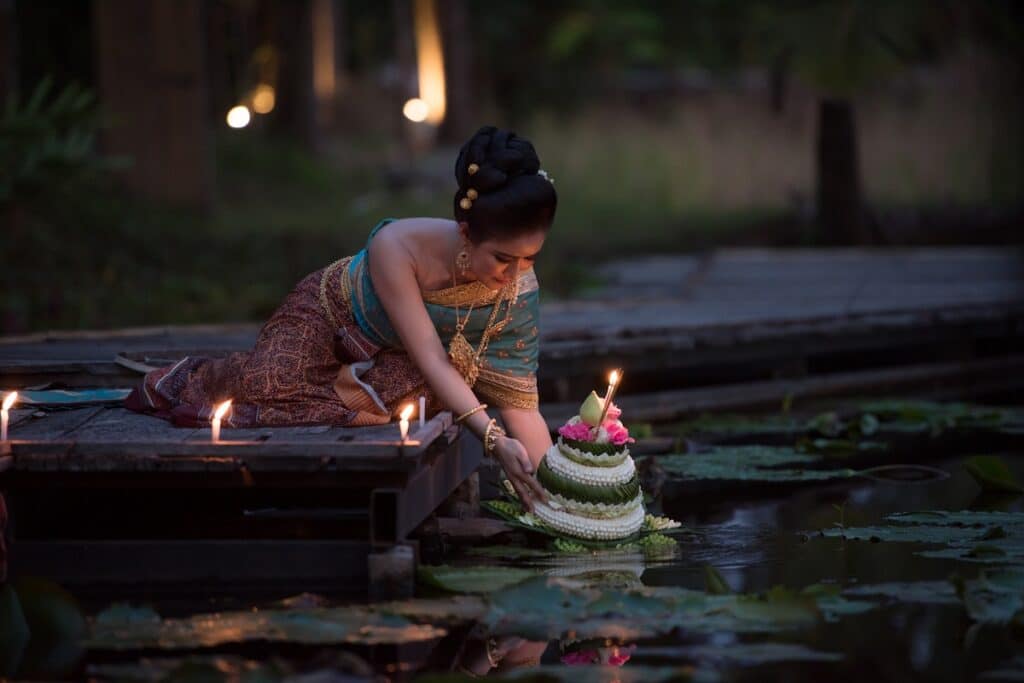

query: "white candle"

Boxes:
[399, 403, 414, 442]
[211, 399, 232, 443]
[418, 396, 426, 428]
[1, 391, 18, 441]
[596, 369, 622, 429]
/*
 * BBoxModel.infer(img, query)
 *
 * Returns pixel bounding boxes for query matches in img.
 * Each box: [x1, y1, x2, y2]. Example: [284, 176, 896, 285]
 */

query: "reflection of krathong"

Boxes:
[560, 638, 636, 667]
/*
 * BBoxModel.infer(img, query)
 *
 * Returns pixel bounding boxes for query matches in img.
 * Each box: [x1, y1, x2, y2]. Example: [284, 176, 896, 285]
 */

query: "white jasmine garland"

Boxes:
[531, 499, 646, 541]
[544, 444, 636, 486]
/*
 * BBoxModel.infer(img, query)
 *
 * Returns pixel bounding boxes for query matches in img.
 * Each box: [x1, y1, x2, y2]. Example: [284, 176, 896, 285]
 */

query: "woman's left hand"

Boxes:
[492, 435, 547, 511]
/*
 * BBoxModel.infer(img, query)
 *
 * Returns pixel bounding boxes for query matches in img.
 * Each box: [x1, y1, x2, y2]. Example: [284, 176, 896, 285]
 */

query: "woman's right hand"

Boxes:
[492, 435, 547, 512]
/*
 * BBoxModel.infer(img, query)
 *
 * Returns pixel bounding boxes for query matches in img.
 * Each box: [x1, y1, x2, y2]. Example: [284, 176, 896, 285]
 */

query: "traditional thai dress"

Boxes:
[125, 219, 540, 428]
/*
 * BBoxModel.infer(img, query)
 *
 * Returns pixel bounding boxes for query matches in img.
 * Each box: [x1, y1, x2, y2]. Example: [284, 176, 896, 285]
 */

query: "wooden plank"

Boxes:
[543, 354, 1024, 428]
[7, 407, 105, 440]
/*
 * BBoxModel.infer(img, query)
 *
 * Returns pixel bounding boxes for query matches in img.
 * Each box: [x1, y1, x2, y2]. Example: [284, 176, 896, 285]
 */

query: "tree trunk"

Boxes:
[437, 0, 473, 143]
[272, 0, 319, 152]
[93, 0, 213, 209]
[0, 0, 16, 107]
[816, 98, 865, 244]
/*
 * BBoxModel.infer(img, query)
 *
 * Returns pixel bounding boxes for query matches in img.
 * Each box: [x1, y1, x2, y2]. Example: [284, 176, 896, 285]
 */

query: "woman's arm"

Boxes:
[500, 407, 552, 469]
[368, 229, 546, 508]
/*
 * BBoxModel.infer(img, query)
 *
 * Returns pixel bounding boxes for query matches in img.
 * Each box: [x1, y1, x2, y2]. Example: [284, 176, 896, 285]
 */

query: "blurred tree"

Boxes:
[270, 0, 320, 152]
[748, 0, 953, 244]
[0, 0, 15, 106]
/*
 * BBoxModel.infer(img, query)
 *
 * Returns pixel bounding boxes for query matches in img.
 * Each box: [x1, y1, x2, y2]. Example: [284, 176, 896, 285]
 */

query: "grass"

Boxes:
[3, 76, 1018, 333]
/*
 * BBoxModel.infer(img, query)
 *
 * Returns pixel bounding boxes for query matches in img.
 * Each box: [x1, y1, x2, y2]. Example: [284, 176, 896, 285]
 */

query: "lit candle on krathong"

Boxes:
[399, 403, 414, 443]
[595, 369, 623, 429]
[211, 400, 232, 443]
[1, 391, 18, 441]
[418, 396, 426, 428]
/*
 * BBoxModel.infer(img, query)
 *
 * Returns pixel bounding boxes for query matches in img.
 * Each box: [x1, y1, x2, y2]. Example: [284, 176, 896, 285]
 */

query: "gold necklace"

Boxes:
[447, 265, 516, 387]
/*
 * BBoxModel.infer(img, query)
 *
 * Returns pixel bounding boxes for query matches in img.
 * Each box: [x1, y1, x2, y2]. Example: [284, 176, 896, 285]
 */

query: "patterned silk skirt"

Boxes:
[125, 258, 433, 428]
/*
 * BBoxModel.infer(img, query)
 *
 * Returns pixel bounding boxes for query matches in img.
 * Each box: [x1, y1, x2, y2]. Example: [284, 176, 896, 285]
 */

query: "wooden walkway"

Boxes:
[2, 247, 1019, 404]
[1, 407, 480, 592]
[0, 247, 1020, 589]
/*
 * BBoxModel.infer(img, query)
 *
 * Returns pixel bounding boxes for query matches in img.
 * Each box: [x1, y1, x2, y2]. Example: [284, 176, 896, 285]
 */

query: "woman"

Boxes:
[127, 126, 553, 509]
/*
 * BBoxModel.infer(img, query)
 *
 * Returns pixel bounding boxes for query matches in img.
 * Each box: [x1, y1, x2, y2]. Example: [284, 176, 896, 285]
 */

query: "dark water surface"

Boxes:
[5, 421, 1024, 682]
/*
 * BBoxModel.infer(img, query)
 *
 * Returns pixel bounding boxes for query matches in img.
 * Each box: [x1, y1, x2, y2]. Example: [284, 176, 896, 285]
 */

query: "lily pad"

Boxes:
[418, 565, 539, 594]
[677, 413, 805, 437]
[843, 581, 960, 605]
[643, 642, 844, 666]
[819, 510, 1024, 564]
[650, 446, 855, 483]
[86, 606, 446, 650]
[964, 455, 1024, 494]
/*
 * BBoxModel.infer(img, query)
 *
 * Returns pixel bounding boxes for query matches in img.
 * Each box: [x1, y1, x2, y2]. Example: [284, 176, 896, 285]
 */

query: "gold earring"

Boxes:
[456, 248, 471, 274]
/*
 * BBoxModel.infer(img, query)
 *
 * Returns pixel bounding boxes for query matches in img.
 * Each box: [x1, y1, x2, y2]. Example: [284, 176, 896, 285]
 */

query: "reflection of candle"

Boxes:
[211, 399, 232, 443]
[1, 391, 18, 441]
[399, 404, 414, 442]
[418, 396, 425, 428]
[596, 369, 622, 428]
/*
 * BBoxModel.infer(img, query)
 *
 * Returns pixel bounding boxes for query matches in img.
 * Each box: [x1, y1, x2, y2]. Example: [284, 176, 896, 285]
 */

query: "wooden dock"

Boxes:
[0, 406, 480, 594]
[0, 247, 1021, 589]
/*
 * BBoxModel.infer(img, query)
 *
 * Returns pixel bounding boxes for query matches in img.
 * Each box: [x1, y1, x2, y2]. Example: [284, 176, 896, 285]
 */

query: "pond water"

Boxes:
[3, 400, 1023, 682]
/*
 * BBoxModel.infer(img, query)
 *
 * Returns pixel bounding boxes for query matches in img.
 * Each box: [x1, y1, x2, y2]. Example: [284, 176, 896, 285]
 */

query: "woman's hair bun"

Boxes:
[455, 126, 541, 194]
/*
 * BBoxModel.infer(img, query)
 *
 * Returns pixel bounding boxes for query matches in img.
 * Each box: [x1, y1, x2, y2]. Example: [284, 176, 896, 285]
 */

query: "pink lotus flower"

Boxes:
[604, 420, 634, 445]
[560, 650, 599, 666]
[606, 402, 622, 421]
[558, 421, 593, 442]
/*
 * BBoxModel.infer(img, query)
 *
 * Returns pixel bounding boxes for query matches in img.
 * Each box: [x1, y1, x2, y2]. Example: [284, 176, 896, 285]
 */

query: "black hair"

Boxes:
[453, 126, 557, 243]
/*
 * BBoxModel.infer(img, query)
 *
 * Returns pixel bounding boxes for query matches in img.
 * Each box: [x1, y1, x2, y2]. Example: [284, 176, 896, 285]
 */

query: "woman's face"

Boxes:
[466, 226, 547, 290]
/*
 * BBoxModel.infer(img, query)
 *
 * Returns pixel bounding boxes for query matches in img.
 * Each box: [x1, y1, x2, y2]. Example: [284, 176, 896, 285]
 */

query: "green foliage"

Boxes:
[0, 77, 124, 204]
[964, 455, 1024, 495]
[650, 445, 855, 483]
[417, 565, 538, 594]
[703, 565, 733, 595]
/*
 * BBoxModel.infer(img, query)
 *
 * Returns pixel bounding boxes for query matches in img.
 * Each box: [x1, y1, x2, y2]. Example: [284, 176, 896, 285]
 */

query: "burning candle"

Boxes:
[596, 369, 622, 429]
[211, 399, 232, 443]
[399, 403, 414, 442]
[1, 391, 18, 441]
[605, 370, 619, 403]
[418, 395, 426, 428]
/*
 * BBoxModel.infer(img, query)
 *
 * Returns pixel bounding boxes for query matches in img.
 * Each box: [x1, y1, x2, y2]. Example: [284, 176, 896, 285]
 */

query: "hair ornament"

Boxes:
[459, 197, 472, 210]
[467, 163, 480, 175]
[466, 188, 478, 200]
[538, 169, 554, 185]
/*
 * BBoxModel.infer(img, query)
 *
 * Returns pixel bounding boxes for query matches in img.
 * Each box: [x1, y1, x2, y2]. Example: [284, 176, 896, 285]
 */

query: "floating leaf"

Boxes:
[651, 446, 854, 483]
[843, 581, 960, 605]
[703, 566, 732, 595]
[417, 565, 538, 594]
[643, 642, 844, 665]
[964, 455, 1024, 494]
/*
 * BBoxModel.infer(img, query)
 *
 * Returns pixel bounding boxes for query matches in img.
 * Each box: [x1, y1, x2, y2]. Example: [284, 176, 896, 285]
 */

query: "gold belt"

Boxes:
[319, 256, 353, 329]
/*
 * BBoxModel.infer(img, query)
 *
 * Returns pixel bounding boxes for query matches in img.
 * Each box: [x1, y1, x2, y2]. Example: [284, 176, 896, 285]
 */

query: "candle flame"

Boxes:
[2, 391, 17, 412]
[400, 404, 414, 421]
[213, 400, 232, 421]
[609, 370, 619, 386]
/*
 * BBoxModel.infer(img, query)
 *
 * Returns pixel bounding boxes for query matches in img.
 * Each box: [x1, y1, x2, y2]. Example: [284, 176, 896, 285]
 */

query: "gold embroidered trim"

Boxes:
[477, 367, 537, 393]
[476, 382, 538, 409]
[422, 268, 539, 308]
[319, 256, 353, 328]
[475, 369, 538, 409]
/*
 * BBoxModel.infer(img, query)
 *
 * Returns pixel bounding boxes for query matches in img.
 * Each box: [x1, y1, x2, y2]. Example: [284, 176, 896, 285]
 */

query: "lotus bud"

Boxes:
[579, 390, 605, 427]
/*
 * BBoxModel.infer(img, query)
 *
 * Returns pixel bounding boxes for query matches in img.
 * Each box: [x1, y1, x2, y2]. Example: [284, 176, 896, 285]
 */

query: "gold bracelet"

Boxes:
[483, 418, 506, 458]
[455, 403, 488, 424]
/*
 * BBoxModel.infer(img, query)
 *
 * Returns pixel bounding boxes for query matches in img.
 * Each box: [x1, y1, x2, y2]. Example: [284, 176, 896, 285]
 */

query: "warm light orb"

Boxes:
[400, 404, 415, 421]
[226, 105, 251, 129]
[402, 98, 429, 123]
[251, 85, 275, 114]
[1, 391, 16, 412]
[609, 370, 620, 386]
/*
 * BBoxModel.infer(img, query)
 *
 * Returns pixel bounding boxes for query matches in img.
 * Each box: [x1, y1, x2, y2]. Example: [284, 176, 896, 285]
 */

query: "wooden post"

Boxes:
[438, 0, 474, 143]
[0, 0, 16, 107]
[92, 0, 214, 209]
